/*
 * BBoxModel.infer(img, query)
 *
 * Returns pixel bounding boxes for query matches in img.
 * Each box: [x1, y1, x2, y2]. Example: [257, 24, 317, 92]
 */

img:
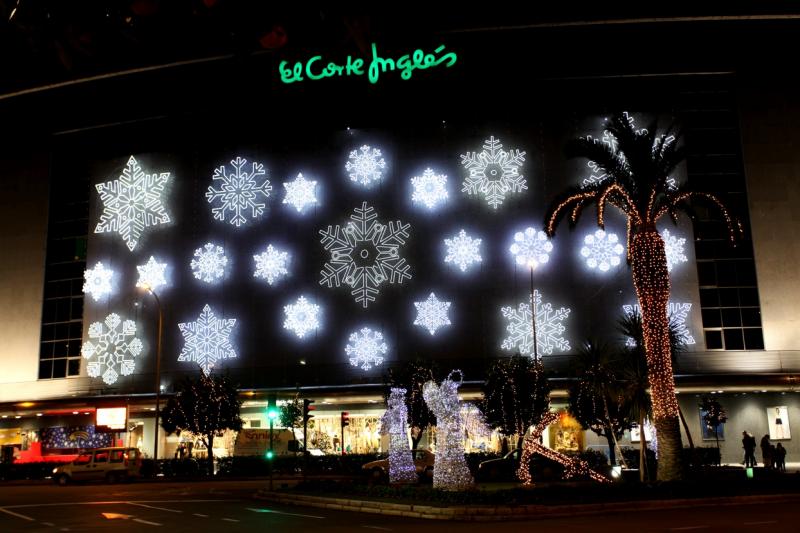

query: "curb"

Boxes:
[253, 491, 800, 521]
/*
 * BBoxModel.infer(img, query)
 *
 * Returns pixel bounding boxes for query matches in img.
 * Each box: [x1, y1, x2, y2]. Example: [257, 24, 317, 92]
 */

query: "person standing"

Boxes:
[760, 434, 772, 468]
[742, 431, 757, 467]
[775, 443, 787, 472]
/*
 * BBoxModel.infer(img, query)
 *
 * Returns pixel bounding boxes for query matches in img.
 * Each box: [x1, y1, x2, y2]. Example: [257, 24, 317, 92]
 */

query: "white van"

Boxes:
[53, 447, 142, 485]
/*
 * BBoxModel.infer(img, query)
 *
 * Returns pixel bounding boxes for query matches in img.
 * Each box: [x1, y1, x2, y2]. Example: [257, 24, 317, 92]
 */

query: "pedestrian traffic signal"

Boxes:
[303, 399, 315, 422]
[341, 411, 350, 428]
[266, 449, 274, 460]
[267, 394, 279, 421]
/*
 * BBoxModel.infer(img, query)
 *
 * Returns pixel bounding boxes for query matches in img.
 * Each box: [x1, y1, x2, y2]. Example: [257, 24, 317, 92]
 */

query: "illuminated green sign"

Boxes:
[279, 43, 457, 85]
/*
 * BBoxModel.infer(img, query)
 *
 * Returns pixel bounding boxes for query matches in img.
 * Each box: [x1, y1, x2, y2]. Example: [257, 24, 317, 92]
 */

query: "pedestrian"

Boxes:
[760, 434, 772, 468]
[742, 431, 757, 467]
[775, 443, 787, 472]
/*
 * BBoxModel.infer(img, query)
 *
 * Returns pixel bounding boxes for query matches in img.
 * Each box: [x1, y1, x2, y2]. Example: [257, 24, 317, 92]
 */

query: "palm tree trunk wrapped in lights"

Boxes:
[545, 112, 742, 481]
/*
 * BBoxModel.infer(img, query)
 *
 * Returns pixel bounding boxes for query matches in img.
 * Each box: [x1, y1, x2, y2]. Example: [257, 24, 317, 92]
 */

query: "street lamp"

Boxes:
[139, 283, 163, 462]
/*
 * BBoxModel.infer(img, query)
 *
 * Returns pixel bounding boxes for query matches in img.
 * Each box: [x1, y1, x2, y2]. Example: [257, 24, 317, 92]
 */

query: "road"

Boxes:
[0, 479, 797, 531]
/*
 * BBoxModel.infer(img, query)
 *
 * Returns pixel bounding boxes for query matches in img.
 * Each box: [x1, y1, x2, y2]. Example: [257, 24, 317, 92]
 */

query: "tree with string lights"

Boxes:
[386, 360, 436, 450]
[160, 371, 243, 475]
[545, 112, 741, 481]
[700, 396, 728, 451]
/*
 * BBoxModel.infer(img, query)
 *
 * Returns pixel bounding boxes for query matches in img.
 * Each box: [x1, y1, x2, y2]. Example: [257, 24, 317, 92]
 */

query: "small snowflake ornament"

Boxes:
[94, 155, 171, 252]
[411, 168, 449, 209]
[580, 229, 624, 272]
[346, 145, 386, 186]
[83, 262, 114, 301]
[191, 243, 228, 283]
[282, 173, 318, 213]
[444, 229, 482, 272]
[136, 256, 168, 291]
[206, 156, 272, 226]
[461, 136, 526, 209]
[501, 290, 571, 357]
[283, 296, 321, 339]
[81, 313, 142, 385]
[346, 327, 388, 371]
[253, 245, 290, 285]
[413, 293, 452, 335]
[661, 229, 688, 272]
[509, 227, 553, 270]
[178, 304, 237, 375]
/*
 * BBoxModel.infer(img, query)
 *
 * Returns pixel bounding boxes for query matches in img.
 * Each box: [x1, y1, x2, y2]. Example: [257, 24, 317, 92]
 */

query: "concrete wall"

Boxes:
[739, 86, 800, 353]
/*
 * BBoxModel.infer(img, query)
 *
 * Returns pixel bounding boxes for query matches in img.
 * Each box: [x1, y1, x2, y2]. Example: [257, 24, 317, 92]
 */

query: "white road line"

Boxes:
[193, 513, 209, 518]
[127, 502, 182, 513]
[246, 507, 326, 519]
[42, 522, 55, 527]
[744, 521, 777, 526]
[132, 518, 163, 526]
[362, 526, 393, 531]
[222, 518, 239, 522]
[0, 508, 35, 521]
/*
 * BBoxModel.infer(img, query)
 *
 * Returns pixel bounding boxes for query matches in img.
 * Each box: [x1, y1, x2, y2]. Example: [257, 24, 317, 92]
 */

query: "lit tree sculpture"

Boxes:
[544, 112, 741, 481]
[422, 371, 474, 490]
[380, 388, 419, 484]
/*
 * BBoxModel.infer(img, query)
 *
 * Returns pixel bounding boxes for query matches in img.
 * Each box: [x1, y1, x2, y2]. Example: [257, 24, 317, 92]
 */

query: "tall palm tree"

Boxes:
[545, 112, 741, 481]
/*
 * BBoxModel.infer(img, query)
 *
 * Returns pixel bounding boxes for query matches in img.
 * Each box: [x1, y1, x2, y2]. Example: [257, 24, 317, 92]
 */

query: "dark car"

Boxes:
[476, 449, 521, 481]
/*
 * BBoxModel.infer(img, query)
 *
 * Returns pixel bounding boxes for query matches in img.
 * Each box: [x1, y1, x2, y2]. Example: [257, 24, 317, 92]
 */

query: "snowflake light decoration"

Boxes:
[580, 229, 624, 272]
[83, 261, 114, 301]
[320, 202, 411, 308]
[135, 256, 168, 291]
[95, 156, 171, 252]
[283, 296, 321, 339]
[178, 304, 237, 375]
[206, 156, 271, 227]
[661, 229, 688, 272]
[345, 327, 387, 371]
[411, 168, 448, 209]
[501, 290, 571, 357]
[191, 243, 228, 283]
[81, 313, 142, 385]
[253, 244, 290, 285]
[346, 145, 386, 186]
[623, 302, 696, 346]
[509, 227, 553, 270]
[444, 229, 482, 272]
[282, 173, 318, 213]
[460, 136, 526, 209]
[413, 293, 452, 335]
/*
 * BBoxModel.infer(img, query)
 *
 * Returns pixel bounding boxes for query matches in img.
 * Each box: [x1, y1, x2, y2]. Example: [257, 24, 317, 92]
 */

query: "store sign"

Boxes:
[96, 407, 127, 431]
[279, 43, 457, 85]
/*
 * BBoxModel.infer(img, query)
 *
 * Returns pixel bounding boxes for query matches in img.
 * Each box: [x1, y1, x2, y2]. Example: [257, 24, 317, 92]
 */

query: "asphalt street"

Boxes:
[0, 480, 797, 532]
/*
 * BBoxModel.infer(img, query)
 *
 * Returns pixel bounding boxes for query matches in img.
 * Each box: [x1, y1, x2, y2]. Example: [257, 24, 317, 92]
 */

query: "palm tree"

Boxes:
[618, 349, 652, 482]
[544, 112, 741, 480]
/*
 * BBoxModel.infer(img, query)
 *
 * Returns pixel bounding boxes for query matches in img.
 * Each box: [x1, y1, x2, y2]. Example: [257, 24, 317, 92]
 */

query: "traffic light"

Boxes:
[341, 411, 350, 428]
[267, 394, 279, 422]
[303, 399, 315, 422]
[266, 449, 274, 460]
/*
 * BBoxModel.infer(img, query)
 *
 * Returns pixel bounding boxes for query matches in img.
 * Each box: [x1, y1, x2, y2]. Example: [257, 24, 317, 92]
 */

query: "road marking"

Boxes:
[363, 526, 393, 531]
[133, 518, 162, 526]
[4, 499, 235, 509]
[0, 508, 35, 521]
[669, 527, 709, 531]
[193, 513, 209, 518]
[128, 502, 183, 513]
[42, 522, 55, 527]
[247, 507, 325, 519]
[102, 512, 134, 520]
[744, 521, 777, 526]
[222, 518, 239, 522]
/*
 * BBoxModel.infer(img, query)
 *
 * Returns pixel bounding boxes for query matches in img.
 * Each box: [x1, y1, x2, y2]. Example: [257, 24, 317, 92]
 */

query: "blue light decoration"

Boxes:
[41, 425, 112, 451]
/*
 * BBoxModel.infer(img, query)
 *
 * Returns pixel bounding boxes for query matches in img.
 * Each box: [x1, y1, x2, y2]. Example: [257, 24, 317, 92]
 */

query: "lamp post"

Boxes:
[529, 266, 539, 361]
[140, 284, 163, 463]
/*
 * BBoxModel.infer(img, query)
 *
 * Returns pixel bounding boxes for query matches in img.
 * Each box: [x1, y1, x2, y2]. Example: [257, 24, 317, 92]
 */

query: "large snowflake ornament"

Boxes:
[83, 261, 114, 301]
[460, 136, 526, 209]
[206, 156, 271, 227]
[345, 327, 388, 371]
[81, 313, 142, 385]
[509, 227, 553, 270]
[191, 243, 228, 283]
[580, 229, 624, 272]
[661, 229, 688, 272]
[178, 304, 237, 375]
[136, 256, 168, 291]
[253, 244, 290, 285]
[282, 173, 318, 213]
[346, 145, 386, 186]
[283, 296, 321, 339]
[501, 290, 571, 357]
[413, 293, 452, 335]
[623, 302, 696, 346]
[319, 202, 411, 308]
[95, 155, 171, 252]
[444, 229, 482, 272]
[411, 168, 449, 209]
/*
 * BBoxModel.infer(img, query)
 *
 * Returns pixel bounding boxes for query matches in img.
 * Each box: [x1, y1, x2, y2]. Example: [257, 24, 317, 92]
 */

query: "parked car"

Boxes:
[477, 449, 521, 481]
[362, 449, 435, 481]
[53, 447, 142, 485]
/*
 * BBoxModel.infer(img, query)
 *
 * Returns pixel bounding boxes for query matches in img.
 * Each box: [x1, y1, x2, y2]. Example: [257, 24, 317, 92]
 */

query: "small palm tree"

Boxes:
[545, 112, 741, 481]
[618, 349, 652, 482]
